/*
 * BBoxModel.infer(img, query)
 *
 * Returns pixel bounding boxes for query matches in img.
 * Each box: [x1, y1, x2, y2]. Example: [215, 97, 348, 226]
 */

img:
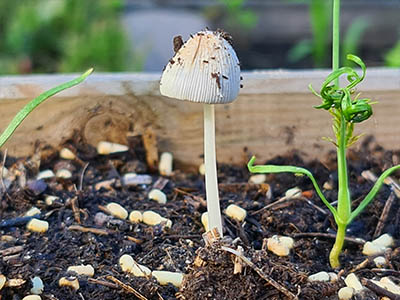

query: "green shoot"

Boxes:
[248, 0, 400, 268]
[0, 68, 93, 149]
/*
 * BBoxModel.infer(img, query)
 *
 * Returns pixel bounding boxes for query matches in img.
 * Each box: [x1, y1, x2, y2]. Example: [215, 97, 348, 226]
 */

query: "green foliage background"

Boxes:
[0, 0, 141, 74]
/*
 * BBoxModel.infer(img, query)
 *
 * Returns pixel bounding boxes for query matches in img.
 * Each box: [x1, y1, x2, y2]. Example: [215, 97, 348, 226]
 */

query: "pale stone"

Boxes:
[285, 187, 302, 198]
[30, 276, 44, 294]
[372, 233, 394, 248]
[198, 163, 206, 175]
[56, 169, 72, 179]
[59, 148, 76, 160]
[149, 189, 167, 204]
[362, 241, 386, 256]
[119, 255, 151, 277]
[338, 287, 354, 300]
[123, 173, 152, 186]
[58, 277, 79, 290]
[308, 271, 330, 282]
[22, 296, 41, 300]
[323, 181, 333, 190]
[152, 271, 183, 288]
[26, 219, 49, 233]
[267, 235, 290, 257]
[201, 212, 209, 232]
[328, 272, 338, 282]
[106, 202, 128, 220]
[97, 141, 128, 155]
[249, 174, 266, 184]
[67, 265, 95, 277]
[25, 207, 41, 217]
[129, 210, 143, 223]
[36, 170, 55, 180]
[379, 277, 400, 294]
[279, 236, 295, 249]
[344, 273, 363, 292]
[225, 204, 247, 222]
[373, 256, 386, 268]
[159, 152, 173, 176]
[0, 274, 6, 291]
[45, 195, 58, 206]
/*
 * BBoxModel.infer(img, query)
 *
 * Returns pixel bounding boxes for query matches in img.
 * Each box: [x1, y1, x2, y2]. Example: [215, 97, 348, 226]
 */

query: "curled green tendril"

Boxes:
[312, 54, 372, 123]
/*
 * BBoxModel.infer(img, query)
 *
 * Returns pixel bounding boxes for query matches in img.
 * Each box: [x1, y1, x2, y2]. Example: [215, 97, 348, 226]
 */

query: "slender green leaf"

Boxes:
[0, 68, 93, 148]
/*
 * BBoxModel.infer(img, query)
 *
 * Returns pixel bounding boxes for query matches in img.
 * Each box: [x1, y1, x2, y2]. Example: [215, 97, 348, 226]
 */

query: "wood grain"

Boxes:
[0, 69, 399, 169]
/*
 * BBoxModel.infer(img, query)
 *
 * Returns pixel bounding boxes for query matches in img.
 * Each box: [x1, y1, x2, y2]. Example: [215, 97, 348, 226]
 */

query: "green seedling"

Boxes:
[248, 0, 400, 268]
[0, 68, 93, 149]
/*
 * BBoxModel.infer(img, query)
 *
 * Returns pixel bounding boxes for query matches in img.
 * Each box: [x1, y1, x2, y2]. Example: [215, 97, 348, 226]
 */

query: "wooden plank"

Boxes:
[0, 69, 399, 169]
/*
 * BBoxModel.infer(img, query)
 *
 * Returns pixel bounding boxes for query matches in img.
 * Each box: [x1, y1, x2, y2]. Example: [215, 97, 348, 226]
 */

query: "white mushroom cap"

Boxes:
[160, 30, 241, 104]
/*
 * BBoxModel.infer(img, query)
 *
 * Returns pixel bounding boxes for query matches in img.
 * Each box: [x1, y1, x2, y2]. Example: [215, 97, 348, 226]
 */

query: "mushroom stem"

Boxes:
[203, 103, 223, 236]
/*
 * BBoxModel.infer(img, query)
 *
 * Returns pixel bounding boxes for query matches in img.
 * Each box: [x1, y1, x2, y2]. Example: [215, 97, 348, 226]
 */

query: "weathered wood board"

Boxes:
[0, 69, 399, 169]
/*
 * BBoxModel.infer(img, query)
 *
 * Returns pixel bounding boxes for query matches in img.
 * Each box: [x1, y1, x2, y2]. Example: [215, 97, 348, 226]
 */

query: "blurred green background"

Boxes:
[0, 0, 399, 74]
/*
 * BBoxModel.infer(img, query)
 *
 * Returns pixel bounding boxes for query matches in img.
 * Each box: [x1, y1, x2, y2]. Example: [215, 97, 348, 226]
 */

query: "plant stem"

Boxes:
[329, 222, 347, 268]
[203, 103, 223, 236]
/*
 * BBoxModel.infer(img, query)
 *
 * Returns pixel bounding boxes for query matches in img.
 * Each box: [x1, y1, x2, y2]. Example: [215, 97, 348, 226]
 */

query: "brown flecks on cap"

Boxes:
[215, 46, 221, 50]
[177, 57, 182, 64]
[211, 72, 221, 89]
[198, 32, 205, 36]
[240, 84, 244, 88]
[203, 60, 209, 63]
[240, 76, 243, 80]
[210, 56, 216, 60]
[190, 34, 194, 38]
[173, 35, 184, 53]
[169, 59, 175, 65]
[222, 75, 228, 80]
[216, 28, 234, 46]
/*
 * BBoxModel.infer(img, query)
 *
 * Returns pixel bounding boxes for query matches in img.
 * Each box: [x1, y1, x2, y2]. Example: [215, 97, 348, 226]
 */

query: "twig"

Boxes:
[79, 162, 90, 191]
[0, 245, 24, 256]
[362, 278, 400, 300]
[106, 275, 148, 300]
[374, 192, 395, 238]
[221, 246, 298, 300]
[68, 225, 111, 235]
[71, 197, 81, 224]
[291, 232, 366, 245]
[87, 278, 119, 289]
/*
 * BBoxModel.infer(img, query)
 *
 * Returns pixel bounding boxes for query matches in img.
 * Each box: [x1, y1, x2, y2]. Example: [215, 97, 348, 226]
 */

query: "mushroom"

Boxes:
[160, 29, 241, 236]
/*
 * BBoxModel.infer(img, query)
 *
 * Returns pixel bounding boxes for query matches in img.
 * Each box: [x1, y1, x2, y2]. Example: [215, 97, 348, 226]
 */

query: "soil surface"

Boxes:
[0, 135, 399, 300]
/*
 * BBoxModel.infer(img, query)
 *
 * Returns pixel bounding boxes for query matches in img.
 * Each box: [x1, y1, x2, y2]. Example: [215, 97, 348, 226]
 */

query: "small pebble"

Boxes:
[198, 163, 206, 175]
[372, 233, 394, 248]
[249, 174, 266, 184]
[328, 272, 338, 282]
[267, 235, 290, 257]
[338, 287, 354, 300]
[279, 236, 294, 249]
[201, 212, 209, 232]
[323, 181, 333, 190]
[94, 212, 112, 227]
[59, 148, 76, 160]
[36, 170, 55, 180]
[67, 265, 95, 277]
[129, 210, 143, 223]
[1, 167, 8, 178]
[0, 274, 6, 291]
[152, 271, 183, 288]
[285, 187, 302, 198]
[308, 271, 330, 282]
[373, 256, 386, 268]
[27, 180, 47, 195]
[378, 277, 400, 294]
[142, 211, 171, 228]
[1, 235, 16, 242]
[119, 255, 151, 277]
[22, 296, 41, 300]
[58, 277, 79, 290]
[45, 195, 58, 206]
[159, 152, 173, 176]
[56, 169, 72, 179]
[149, 189, 167, 204]
[362, 241, 386, 256]
[106, 202, 128, 220]
[344, 273, 363, 292]
[225, 204, 247, 222]
[26, 219, 49, 233]
[30, 276, 44, 294]
[97, 141, 128, 155]
[123, 173, 152, 186]
[25, 207, 41, 217]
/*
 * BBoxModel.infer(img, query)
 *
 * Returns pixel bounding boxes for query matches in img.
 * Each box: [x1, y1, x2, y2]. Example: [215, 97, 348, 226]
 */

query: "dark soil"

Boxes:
[0, 135, 399, 300]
